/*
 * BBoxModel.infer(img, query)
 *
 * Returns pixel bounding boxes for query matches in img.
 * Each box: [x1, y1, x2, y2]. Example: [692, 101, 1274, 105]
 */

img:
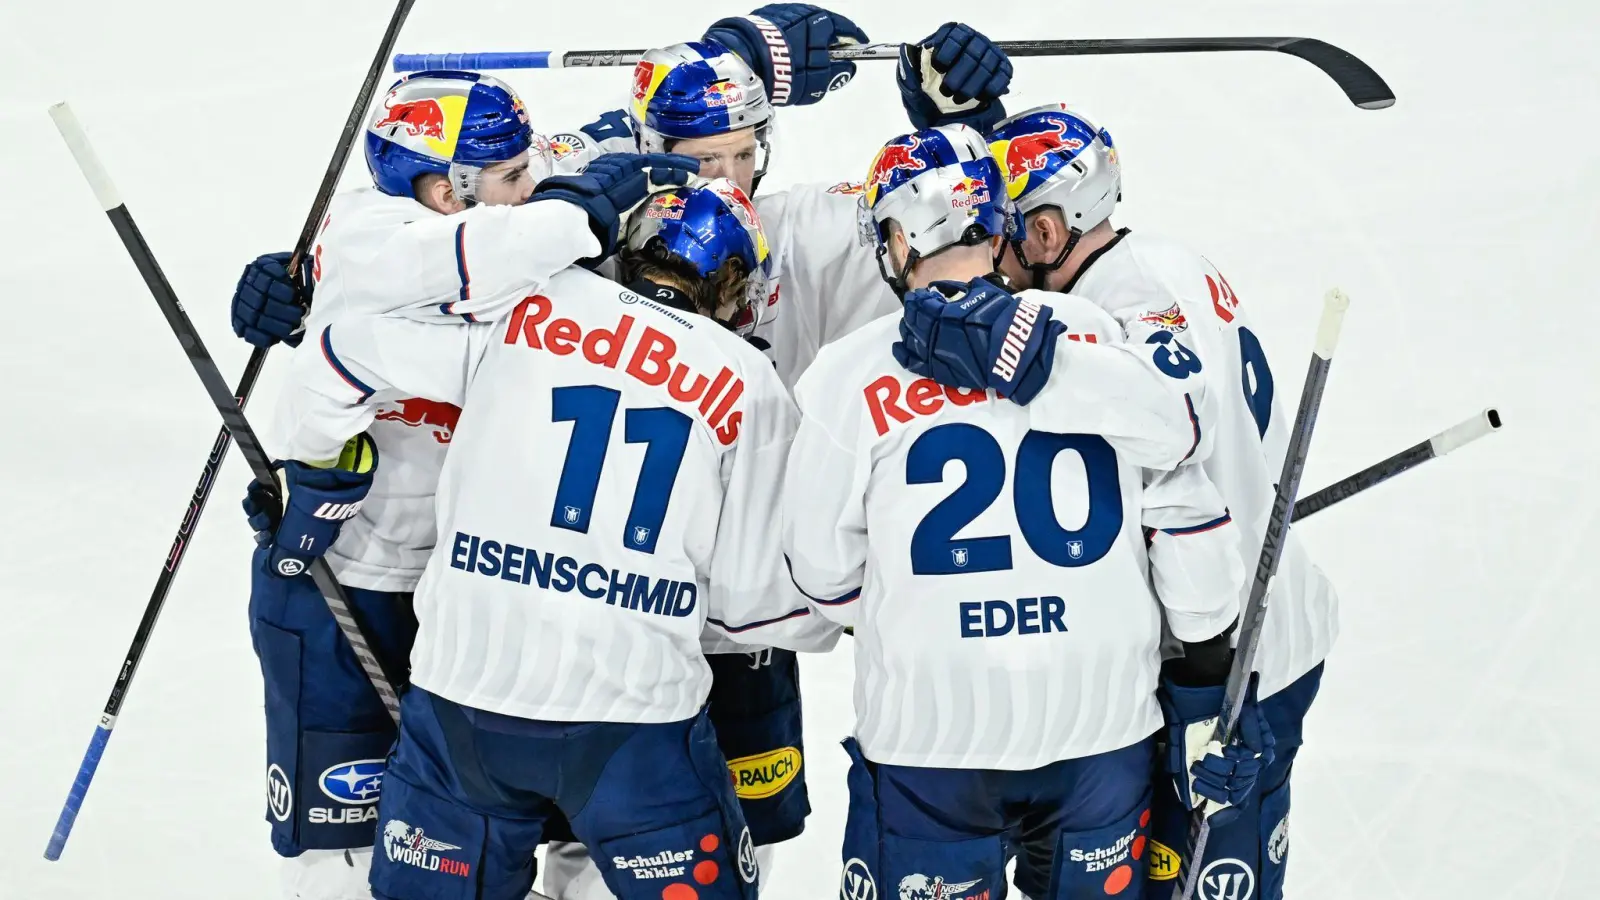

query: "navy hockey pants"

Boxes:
[1144, 663, 1325, 899]
[367, 686, 760, 900]
[841, 737, 1156, 900]
[250, 546, 417, 856]
[706, 648, 809, 846]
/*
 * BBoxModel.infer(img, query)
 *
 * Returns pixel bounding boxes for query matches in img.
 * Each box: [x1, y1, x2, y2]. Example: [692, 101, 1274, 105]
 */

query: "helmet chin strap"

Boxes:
[1010, 225, 1083, 293]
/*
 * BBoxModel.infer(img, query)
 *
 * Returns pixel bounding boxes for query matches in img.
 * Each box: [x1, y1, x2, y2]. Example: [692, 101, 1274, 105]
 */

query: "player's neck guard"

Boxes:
[627, 277, 699, 316]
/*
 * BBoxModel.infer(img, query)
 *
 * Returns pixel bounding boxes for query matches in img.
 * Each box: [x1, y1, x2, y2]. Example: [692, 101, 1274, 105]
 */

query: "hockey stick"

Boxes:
[394, 37, 1394, 109]
[1294, 407, 1501, 522]
[1171, 289, 1350, 900]
[43, 78, 408, 865]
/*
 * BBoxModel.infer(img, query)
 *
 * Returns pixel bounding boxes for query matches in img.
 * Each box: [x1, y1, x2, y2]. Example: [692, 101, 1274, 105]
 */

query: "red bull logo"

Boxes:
[374, 398, 460, 444]
[949, 176, 991, 209]
[1138, 303, 1188, 333]
[702, 80, 745, 108]
[645, 193, 687, 220]
[864, 134, 926, 205]
[374, 97, 447, 142]
[992, 119, 1085, 196]
[711, 181, 768, 261]
[631, 62, 657, 104]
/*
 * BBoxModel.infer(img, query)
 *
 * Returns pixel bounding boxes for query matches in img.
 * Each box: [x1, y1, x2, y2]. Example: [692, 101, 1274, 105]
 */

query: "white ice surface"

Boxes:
[3, 1, 1597, 898]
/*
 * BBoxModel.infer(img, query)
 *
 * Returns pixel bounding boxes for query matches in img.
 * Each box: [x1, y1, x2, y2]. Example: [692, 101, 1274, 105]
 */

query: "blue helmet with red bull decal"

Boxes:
[364, 71, 553, 203]
[621, 178, 773, 332]
[628, 42, 775, 181]
[857, 124, 1016, 295]
[987, 104, 1120, 281]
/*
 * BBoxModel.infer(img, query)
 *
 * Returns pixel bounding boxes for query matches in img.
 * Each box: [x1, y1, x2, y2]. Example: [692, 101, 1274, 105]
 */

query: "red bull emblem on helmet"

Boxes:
[949, 176, 992, 210]
[995, 118, 1086, 192]
[702, 80, 746, 108]
[865, 134, 926, 206]
[645, 193, 687, 220]
[374, 398, 461, 444]
[374, 96, 447, 142]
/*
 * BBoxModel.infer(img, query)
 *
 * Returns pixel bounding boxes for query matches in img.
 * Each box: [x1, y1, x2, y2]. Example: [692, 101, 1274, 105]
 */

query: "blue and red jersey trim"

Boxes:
[709, 606, 812, 634]
[785, 556, 861, 605]
[1179, 393, 1202, 463]
[438, 222, 478, 322]
[320, 326, 375, 402]
[1160, 511, 1233, 536]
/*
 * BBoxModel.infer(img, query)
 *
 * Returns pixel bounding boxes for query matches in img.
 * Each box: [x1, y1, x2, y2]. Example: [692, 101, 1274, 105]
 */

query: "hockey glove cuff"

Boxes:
[705, 4, 868, 106]
[243, 434, 379, 579]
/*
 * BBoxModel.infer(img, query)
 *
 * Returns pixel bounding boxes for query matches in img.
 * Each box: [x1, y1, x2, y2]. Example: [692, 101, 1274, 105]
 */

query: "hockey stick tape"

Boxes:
[1430, 407, 1503, 456]
[49, 103, 122, 212]
[1313, 288, 1351, 358]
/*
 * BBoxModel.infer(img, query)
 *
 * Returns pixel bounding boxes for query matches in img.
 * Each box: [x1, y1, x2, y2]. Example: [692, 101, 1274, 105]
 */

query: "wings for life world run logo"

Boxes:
[899, 874, 988, 900]
[383, 820, 471, 878]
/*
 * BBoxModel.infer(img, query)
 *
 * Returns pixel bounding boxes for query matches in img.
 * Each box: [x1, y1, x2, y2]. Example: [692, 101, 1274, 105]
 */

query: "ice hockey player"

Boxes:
[782, 123, 1270, 900]
[235, 70, 698, 900]
[894, 25, 1338, 898]
[265, 175, 835, 900]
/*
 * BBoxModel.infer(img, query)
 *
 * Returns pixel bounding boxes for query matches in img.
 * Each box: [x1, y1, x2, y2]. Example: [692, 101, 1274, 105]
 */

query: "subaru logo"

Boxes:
[319, 759, 386, 805]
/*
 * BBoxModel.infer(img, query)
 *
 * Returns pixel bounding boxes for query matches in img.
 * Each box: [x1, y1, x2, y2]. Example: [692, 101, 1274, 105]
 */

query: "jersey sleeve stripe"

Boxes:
[785, 556, 862, 605]
[1160, 511, 1233, 536]
[319, 326, 375, 402]
[708, 607, 812, 633]
[1179, 393, 1202, 463]
[438, 223, 478, 323]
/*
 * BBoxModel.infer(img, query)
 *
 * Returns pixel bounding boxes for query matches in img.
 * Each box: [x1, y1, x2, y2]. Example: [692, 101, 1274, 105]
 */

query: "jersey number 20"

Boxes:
[908, 424, 1122, 575]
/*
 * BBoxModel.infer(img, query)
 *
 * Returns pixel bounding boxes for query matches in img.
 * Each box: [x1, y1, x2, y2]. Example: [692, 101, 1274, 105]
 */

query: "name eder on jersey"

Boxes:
[450, 531, 697, 618]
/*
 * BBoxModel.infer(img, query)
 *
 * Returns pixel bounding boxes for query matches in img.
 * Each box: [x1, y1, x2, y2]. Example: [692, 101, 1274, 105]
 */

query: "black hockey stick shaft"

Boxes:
[1293, 408, 1502, 521]
[1173, 289, 1350, 900]
[41, 2, 412, 857]
[394, 36, 1394, 109]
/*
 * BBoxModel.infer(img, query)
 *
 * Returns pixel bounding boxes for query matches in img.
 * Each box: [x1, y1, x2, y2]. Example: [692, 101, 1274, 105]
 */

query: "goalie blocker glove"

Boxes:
[231, 251, 310, 348]
[893, 276, 1064, 406]
[704, 3, 868, 106]
[1157, 670, 1277, 825]
[243, 433, 379, 579]
[898, 22, 1013, 133]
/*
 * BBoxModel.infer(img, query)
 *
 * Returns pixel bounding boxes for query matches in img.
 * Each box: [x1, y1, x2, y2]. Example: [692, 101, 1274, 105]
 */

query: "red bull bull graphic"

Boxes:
[991, 119, 1086, 198]
[374, 398, 461, 444]
[548, 133, 586, 160]
[702, 80, 746, 108]
[710, 181, 769, 262]
[948, 176, 992, 210]
[631, 61, 670, 120]
[1138, 303, 1189, 333]
[374, 97, 447, 142]
[864, 134, 926, 205]
[645, 193, 687, 220]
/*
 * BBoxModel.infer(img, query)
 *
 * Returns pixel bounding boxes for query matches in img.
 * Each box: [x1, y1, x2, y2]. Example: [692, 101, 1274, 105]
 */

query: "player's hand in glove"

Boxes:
[531, 153, 699, 262]
[1157, 672, 1277, 826]
[705, 4, 868, 106]
[244, 434, 379, 579]
[892, 276, 1064, 405]
[899, 22, 1013, 133]
[231, 251, 310, 348]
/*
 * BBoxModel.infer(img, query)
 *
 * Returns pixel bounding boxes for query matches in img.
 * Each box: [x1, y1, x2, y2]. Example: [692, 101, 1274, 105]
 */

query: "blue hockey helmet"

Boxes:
[364, 70, 553, 204]
[987, 104, 1120, 280]
[628, 41, 774, 180]
[622, 178, 773, 331]
[857, 124, 1017, 294]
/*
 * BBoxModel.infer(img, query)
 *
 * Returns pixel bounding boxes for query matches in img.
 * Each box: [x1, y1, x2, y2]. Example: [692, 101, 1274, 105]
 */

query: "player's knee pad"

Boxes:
[837, 739, 1006, 900]
[279, 847, 374, 900]
[1043, 787, 1151, 900]
[708, 650, 808, 845]
[369, 767, 548, 900]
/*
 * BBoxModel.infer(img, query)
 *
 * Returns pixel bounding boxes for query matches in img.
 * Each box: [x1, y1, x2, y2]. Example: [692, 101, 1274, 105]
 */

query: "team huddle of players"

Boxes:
[229, 6, 1338, 900]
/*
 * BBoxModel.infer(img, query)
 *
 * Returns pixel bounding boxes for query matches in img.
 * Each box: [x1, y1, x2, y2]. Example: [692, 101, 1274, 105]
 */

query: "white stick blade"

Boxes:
[1430, 407, 1503, 456]
[48, 102, 122, 211]
[1313, 288, 1351, 359]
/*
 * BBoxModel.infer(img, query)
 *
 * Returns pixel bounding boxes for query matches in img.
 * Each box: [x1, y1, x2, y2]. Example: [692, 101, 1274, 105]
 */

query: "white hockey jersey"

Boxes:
[276, 188, 598, 590]
[783, 292, 1245, 770]
[277, 266, 838, 723]
[1065, 230, 1339, 698]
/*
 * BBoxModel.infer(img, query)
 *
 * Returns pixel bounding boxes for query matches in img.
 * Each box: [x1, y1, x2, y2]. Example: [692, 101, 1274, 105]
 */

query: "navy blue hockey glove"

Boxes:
[705, 4, 869, 106]
[231, 251, 310, 349]
[531, 152, 699, 262]
[899, 23, 1013, 133]
[893, 277, 1063, 405]
[1158, 672, 1277, 826]
[243, 434, 378, 579]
